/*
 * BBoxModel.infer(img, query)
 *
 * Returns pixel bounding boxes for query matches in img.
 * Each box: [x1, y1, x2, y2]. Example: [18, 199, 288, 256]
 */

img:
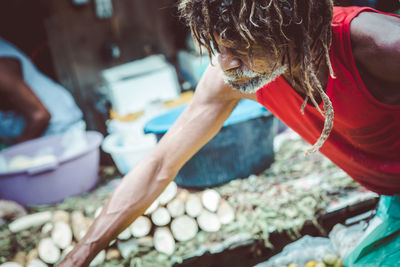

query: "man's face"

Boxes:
[215, 35, 287, 94]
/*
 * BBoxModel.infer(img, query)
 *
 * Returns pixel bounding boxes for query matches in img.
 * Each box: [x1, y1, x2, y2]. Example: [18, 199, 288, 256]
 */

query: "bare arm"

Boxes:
[0, 57, 51, 142]
[57, 63, 252, 266]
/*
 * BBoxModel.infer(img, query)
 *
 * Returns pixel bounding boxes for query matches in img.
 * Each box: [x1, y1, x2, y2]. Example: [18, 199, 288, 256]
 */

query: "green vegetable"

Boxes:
[322, 253, 338, 265]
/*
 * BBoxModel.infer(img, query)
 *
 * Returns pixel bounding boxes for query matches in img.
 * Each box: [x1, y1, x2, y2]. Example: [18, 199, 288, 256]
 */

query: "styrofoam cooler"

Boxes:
[101, 55, 181, 116]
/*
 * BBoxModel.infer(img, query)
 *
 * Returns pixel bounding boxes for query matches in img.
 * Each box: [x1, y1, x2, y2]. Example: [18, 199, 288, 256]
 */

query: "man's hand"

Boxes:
[16, 108, 51, 143]
[56, 244, 91, 267]
[0, 57, 51, 142]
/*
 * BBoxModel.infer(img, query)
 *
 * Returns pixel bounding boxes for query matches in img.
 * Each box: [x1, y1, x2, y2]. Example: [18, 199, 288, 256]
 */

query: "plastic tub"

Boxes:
[144, 100, 278, 188]
[102, 133, 157, 175]
[0, 131, 103, 206]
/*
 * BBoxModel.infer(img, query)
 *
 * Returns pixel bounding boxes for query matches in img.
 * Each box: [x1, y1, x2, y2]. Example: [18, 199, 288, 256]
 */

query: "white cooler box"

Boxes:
[101, 55, 181, 116]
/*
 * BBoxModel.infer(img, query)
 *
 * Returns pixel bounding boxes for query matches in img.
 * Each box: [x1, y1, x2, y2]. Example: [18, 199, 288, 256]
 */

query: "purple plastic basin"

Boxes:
[0, 131, 103, 206]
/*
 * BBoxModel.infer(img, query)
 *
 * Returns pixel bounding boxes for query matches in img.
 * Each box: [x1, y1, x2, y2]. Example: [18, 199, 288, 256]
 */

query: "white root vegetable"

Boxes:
[7, 155, 32, 171]
[0, 200, 26, 222]
[185, 194, 203, 218]
[158, 182, 178, 205]
[117, 227, 131, 240]
[130, 216, 152, 238]
[177, 189, 190, 198]
[105, 248, 120, 261]
[0, 263, 23, 267]
[30, 155, 57, 168]
[71, 211, 88, 241]
[174, 190, 189, 202]
[201, 189, 221, 212]
[60, 245, 74, 262]
[7, 154, 56, 171]
[41, 222, 53, 236]
[26, 259, 48, 267]
[136, 236, 154, 247]
[153, 227, 175, 255]
[9, 211, 52, 233]
[52, 210, 70, 224]
[170, 215, 198, 242]
[26, 248, 39, 264]
[117, 239, 139, 259]
[12, 251, 26, 266]
[89, 250, 105, 267]
[217, 200, 235, 225]
[166, 198, 185, 218]
[94, 206, 103, 218]
[144, 199, 159, 215]
[51, 221, 73, 249]
[197, 210, 221, 232]
[85, 217, 94, 228]
[38, 238, 60, 264]
[151, 207, 171, 226]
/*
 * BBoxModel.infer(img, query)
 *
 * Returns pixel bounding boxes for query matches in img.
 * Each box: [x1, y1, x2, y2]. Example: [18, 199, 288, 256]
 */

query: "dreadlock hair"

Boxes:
[178, 0, 336, 155]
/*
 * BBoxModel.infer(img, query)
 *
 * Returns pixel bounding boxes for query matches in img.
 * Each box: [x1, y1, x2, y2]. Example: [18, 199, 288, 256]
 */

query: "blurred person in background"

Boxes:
[0, 38, 83, 146]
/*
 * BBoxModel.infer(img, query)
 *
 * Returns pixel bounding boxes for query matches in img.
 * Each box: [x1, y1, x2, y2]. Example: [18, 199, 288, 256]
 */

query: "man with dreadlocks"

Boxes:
[58, 1, 400, 266]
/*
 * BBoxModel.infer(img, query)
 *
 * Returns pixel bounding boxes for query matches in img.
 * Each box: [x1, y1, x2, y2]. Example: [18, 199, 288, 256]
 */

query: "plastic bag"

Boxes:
[344, 195, 400, 267]
[61, 121, 88, 159]
[329, 223, 366, 259]
[254, 235, 335, 267]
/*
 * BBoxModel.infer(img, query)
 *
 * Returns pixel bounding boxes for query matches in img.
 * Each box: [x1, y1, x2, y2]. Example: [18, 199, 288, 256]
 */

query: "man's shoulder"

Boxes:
[349, 11, 400, 43]
[350, 11, 400, 83]
[332, 6, 366, 25]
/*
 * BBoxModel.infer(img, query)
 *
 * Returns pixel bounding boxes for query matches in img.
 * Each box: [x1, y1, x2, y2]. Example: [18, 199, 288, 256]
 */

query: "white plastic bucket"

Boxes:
[102, 133, 157, 174]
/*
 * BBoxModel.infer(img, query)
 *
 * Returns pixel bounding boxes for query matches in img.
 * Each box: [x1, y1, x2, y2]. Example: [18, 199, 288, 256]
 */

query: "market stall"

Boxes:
[0, 130, 378, 267]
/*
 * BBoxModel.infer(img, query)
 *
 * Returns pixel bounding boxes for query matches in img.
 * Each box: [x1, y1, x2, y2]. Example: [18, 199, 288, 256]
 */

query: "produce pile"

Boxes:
[0, 183, 236, 267]
[0, 131, 372, 267]
[303, 253, 344, 267]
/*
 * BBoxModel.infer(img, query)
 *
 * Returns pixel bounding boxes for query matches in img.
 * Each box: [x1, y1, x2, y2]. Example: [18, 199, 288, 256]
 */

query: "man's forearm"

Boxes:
[57, 155, 175, 266]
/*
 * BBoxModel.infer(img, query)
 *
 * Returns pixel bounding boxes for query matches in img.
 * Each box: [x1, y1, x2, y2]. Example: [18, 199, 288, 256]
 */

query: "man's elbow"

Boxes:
[146, 152, 179, 184]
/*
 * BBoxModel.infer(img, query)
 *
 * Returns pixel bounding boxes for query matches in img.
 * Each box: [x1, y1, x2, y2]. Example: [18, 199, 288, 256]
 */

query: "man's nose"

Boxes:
[217, 53, 241, 72]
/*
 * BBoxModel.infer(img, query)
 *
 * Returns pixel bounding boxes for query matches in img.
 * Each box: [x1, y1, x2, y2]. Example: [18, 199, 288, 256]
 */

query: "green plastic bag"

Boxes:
[344, 195, 400, 266]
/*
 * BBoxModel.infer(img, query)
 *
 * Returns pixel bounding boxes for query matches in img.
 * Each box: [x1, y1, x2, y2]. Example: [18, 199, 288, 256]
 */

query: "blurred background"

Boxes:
[0, 0, 191, 136]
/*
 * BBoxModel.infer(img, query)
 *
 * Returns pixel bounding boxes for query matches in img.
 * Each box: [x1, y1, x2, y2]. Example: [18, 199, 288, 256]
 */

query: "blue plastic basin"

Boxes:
[144, 100, 277, 188]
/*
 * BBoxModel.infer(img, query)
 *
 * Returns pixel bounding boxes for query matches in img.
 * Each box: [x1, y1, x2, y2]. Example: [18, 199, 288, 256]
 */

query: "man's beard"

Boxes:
[223, 65, 288, 94]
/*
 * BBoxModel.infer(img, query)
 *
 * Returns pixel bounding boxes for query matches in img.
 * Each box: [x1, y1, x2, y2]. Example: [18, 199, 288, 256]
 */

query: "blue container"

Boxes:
[144, 100, 278, 188]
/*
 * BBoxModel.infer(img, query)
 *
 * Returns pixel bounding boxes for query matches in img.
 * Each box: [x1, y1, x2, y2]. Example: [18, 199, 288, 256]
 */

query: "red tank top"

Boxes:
[256, 6, 400, 195]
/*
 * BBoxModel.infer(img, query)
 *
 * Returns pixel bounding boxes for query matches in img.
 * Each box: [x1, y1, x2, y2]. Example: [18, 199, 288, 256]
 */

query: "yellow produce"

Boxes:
[315, 262, 327, 267]
[305, 261, 317, 267]
[323, 254, 338, 265]
[334, 259, 344, 267]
